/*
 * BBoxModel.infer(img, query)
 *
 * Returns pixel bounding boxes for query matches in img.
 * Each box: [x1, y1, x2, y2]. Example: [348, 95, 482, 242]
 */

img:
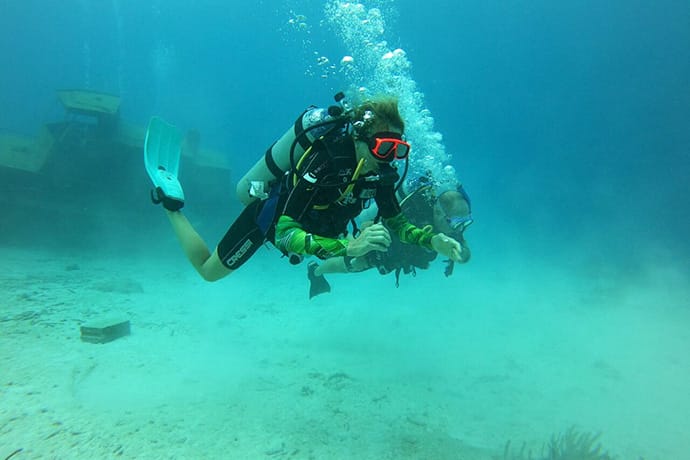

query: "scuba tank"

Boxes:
[236, 93, 352, 205]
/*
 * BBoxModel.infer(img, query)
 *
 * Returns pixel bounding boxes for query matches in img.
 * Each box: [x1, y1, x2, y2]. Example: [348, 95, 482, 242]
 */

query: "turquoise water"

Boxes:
[1, 1, 689, 458]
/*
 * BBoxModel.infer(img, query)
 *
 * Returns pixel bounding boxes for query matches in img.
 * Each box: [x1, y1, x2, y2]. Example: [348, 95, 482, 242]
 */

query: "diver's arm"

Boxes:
[383, 212, 435, 249]
[274, 216, 391, 258]
[450, 232, 471, 263]
[382, 211, 463, 262]
[274, 215, 349, 259]
[376, 185, 435, 248]
[433, 204, 471, 263]
[459, 240, 471, 263]
[430, 233, 463, 262]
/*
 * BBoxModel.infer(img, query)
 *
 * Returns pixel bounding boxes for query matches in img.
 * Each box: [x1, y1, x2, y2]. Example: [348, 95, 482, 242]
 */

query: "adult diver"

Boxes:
[144, 92, 464, 282]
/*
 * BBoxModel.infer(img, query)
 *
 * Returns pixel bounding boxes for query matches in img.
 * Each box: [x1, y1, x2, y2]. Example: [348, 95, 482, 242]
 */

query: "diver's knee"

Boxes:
[198, 253, 232, 281]
[199, 270, 222, 282]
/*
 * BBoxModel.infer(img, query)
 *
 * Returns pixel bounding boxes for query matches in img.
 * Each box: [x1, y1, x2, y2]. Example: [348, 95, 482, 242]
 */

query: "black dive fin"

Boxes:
[308, 262, 331, 299]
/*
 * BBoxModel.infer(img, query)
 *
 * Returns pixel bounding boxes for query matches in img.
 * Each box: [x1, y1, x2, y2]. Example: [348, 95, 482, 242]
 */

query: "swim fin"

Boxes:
[144, 116, 185, 210]
[308, 261, 331, 299]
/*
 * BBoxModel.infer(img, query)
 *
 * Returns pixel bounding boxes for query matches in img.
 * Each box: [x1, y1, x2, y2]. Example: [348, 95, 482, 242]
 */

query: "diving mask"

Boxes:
[367, 131, 410, 162]
[447, 214, 474, 232]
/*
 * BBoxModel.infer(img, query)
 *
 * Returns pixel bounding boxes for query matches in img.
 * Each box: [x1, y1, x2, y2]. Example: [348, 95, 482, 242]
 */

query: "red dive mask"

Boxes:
[367, 131, 411, 161]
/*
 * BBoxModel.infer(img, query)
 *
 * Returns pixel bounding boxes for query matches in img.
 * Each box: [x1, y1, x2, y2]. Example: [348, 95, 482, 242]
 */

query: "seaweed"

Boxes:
[504, 426, 615, 460]
[504, 440, 534, 460]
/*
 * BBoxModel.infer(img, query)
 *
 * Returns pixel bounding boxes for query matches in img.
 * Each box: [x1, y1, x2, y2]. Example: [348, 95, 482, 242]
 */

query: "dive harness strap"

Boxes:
[264, 142, 284, 181]
[264, 108, 315, 182]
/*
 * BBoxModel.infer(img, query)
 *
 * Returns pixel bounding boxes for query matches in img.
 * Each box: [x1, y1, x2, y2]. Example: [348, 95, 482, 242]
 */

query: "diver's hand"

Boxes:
[359, 220, 376, 230]
[431, 233, 463, 262]
[346, 223, 391, 257]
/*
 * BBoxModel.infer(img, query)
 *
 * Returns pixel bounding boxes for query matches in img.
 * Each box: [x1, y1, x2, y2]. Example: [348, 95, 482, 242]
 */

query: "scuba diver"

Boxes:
[144, 93, 464, 282]
[306, 173, 473, 298]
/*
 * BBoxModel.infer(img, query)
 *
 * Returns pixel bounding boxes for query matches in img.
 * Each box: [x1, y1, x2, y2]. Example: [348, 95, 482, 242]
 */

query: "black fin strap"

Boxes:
[150, 188, 162, 204]
[150, 187, 184, 211]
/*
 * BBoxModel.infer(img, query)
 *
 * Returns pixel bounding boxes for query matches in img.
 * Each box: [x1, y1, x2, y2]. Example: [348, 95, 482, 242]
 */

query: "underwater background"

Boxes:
[1, 1, 689, 459]
[2, 0, 689, 262]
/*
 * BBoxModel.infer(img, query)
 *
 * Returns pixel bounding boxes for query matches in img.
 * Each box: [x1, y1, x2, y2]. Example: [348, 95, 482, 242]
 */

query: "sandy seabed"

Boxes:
[1, 243, 689, 459]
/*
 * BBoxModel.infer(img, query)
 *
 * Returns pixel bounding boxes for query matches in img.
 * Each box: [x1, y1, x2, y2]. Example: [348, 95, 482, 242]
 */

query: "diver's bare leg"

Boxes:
[166, 210, 231, 281]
